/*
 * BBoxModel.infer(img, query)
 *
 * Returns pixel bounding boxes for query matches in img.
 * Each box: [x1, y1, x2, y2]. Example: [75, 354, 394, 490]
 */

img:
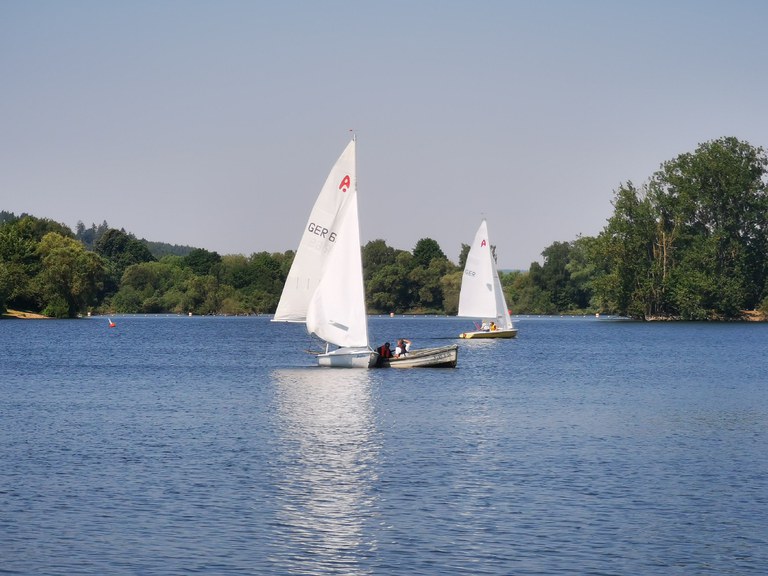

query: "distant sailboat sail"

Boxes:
[458, 219, 517, 339]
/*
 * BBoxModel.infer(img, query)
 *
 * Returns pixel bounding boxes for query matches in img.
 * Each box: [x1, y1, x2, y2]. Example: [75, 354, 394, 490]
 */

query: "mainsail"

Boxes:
[458, 219, 514, 330]
[273, 140, 357, 323]
[306, 187, 369, 347]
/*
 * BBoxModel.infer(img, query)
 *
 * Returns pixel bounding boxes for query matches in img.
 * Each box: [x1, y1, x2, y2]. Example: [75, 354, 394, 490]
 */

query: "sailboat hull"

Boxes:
[316, 347, 378, 368]
[460, 328, 518, 339]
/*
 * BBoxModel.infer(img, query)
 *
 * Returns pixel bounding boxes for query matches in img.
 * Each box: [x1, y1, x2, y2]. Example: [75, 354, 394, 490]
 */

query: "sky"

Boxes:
[2, 0, 767, 270]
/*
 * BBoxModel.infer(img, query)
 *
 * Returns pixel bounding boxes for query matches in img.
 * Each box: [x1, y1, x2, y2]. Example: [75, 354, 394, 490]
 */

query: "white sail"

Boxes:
[273, 140, 356, 322]
[491, 260, 514, 330]
[274, 138, 375, 367]
[458, 219, 514, 330]
[306, 187, 369, 347]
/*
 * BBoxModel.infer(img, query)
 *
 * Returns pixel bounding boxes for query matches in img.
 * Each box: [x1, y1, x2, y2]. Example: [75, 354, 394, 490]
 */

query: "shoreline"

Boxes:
[644, 310, 767, 322]
[2, 309, 766, 321]
[1, 309, 50, 320]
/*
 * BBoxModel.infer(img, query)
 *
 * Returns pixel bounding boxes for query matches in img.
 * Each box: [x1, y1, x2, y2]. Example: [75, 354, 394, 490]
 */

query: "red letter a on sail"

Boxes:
[339, 175, 351, 192]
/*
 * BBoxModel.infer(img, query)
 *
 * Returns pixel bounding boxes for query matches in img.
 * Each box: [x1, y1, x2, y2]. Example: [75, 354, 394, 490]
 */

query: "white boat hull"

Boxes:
[378, 344, 459, 368]
[459, 328, 517, 339]
[316, 347, 378, 368]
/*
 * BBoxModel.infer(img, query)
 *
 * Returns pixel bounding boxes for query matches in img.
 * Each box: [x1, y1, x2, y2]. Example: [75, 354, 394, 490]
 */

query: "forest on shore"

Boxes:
[2, 136, 767, 321]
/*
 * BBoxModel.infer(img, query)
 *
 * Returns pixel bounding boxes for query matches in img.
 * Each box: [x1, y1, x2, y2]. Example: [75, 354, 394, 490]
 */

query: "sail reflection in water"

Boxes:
[270, 368, 380, 572]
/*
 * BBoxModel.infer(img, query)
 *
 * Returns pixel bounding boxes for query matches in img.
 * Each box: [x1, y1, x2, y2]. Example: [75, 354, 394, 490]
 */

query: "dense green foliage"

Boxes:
[0, 211, 487, 318]
[590, 137, 768, 319]
[3, 137, 767, 320]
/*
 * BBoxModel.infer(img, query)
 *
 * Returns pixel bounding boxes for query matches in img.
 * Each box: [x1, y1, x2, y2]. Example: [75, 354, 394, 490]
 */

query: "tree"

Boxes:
[362, 239, 397, 282]
[96, 228, 155, 264]
[180, 274, 221, 315]
[184, 248, 222, 277]
[412, 238, 447, 268]
[651, 136, 768, 315]
[525, 239, 596, 313]
[0, 211, 20, 226]
[503, 269, 552, 315]
[0, 261, 10, 313]
[0, 221, 40, 311]
[95, 228, 157, 297]
[440, 270, 463, 315]
[592, 137, 768, 319]
[15, 215, 73, 242]
[537, 242, 574, 311]
[248, 252, 284, 293]
[367, 263, 408, 313]
[35, 232, 106, 317]
[409, 256, 456, 312]
[219, 254, 252, 290]
[567, 236, 599, 310]
[591, 182, 658, 318]
[457, 243, 470, 270]
[76, 220, 110, 250]
[366, 251, 416, 313]
[112, 259, 192, 314]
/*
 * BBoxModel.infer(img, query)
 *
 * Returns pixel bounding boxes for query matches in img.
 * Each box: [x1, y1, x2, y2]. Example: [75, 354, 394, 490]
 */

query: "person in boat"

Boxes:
[481, 321, 490, 331]
[375, 342, 393, 367]
[489, 321, 496, 331]
[394, 338, 411, 358]
[378, 342, 393, 357]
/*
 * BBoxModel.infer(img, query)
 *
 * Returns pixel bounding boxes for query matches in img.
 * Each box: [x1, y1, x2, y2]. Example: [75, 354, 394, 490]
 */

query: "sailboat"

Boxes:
[457, 219, 518, 339]
[273, 137, 377, 368]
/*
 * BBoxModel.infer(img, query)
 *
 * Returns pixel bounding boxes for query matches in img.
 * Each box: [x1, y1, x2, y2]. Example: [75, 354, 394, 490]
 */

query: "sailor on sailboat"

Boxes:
[458, 219, 518, 339]
[272, 137, 377, 368]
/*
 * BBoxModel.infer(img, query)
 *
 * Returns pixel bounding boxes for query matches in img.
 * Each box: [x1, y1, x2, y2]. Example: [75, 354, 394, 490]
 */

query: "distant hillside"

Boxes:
[1, 210, 198, 258]
[1, 210, 30, 225]
[142, 239, 195, 258]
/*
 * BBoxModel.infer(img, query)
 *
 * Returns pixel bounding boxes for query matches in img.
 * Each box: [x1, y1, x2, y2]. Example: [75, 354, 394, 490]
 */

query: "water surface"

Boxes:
[1, 315, 766, 574]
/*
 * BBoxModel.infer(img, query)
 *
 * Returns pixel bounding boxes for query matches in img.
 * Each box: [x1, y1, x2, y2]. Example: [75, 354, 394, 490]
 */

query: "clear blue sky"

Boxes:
[2, 0, 766, 269]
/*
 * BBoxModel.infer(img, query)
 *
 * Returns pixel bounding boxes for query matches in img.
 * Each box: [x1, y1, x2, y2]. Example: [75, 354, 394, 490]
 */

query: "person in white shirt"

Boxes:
[394, 338, 411, 358]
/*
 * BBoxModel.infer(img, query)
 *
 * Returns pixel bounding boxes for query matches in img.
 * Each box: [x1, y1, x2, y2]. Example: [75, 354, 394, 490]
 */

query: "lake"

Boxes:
[1, 315, 766, 574]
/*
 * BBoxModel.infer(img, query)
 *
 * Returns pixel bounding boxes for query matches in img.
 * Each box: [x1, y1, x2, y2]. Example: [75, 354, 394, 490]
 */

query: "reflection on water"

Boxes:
[270, 368, 379, 573]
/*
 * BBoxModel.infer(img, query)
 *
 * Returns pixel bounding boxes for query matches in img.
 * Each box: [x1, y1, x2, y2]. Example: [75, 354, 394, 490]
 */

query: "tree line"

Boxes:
[2, 136, 767, 320]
